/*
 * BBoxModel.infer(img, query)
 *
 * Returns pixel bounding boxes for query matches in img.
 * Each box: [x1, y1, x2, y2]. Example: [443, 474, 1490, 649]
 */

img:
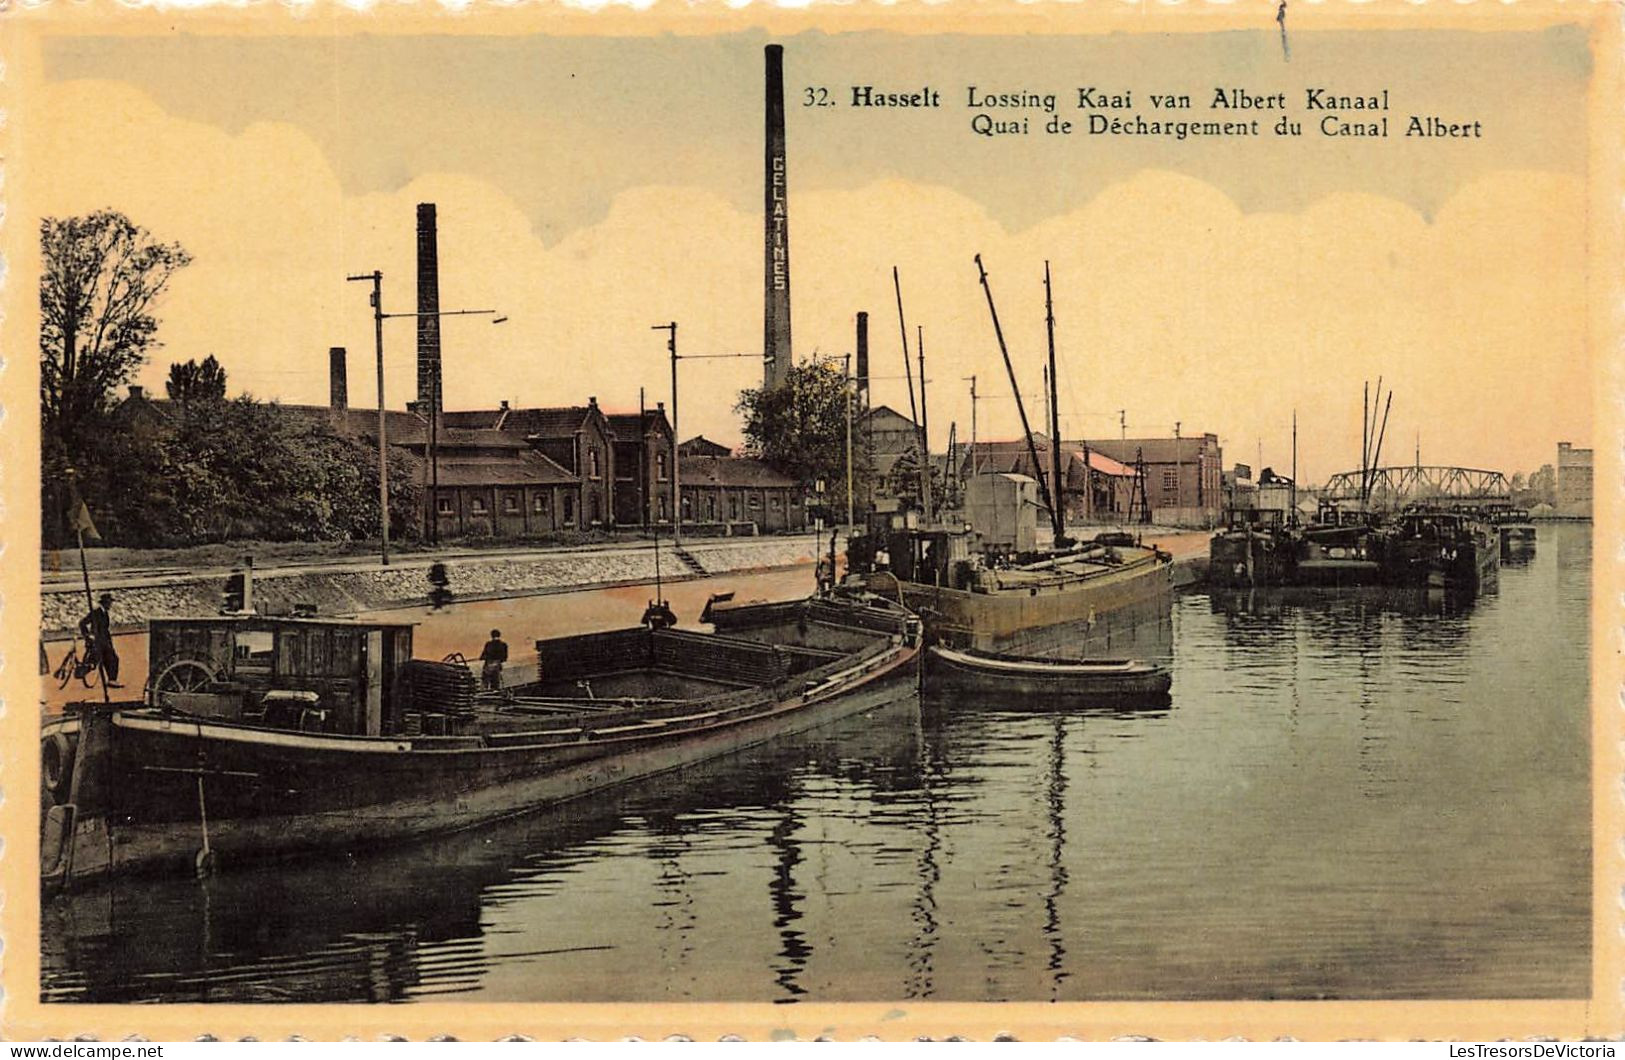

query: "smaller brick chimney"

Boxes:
[129, 385, 145, 400]
[329, 347, 348, 409]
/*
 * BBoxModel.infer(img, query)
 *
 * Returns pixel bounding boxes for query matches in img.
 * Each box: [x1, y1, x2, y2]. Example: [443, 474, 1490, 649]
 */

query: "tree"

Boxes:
[42, 211, 192, 441]
[736, 360, 872, 518]
[166, 355, 228, 406]
[41, 210, 190, 545]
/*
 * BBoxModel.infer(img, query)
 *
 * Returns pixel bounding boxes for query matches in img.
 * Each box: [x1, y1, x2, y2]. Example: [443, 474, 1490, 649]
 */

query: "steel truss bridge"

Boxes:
[1321, 466, 1510, 510]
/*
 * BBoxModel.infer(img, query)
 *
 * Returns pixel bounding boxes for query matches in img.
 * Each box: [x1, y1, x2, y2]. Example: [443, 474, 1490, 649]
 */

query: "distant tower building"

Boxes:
[416, 203, 442, 413]
[1556, 441, 1593, 517]
[763, 44, 793, 390]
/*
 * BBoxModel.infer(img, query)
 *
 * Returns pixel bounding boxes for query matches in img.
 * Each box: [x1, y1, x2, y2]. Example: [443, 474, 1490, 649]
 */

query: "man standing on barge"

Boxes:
[479, 629, 508, 691]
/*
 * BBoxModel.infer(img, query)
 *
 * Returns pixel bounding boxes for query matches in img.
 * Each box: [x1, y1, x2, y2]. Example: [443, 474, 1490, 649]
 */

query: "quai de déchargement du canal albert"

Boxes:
[42, 524, 1590, 1003]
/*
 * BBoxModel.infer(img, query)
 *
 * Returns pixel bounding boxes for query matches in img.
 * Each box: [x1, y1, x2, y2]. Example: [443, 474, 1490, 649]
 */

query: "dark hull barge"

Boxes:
[925, 645, 1171, 702]
[42, 597, 921, 888]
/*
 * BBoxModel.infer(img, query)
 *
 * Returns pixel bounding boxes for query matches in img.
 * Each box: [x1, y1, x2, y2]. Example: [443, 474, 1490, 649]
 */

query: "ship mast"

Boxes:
[974, 254, 1050, 524]
[1044, 261, 1067, 546]
[893, 268, 932, 520]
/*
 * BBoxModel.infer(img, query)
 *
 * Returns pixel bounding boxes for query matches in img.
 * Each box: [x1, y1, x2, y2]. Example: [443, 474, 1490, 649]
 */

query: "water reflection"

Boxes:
[45, 699, 925, 1004]
[43, 524, 1591, 1003]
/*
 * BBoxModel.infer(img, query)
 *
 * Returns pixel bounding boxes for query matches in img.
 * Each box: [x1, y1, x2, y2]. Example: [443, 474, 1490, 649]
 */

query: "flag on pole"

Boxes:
[69, 500, 101, 541]
[66, 481, 101, 542]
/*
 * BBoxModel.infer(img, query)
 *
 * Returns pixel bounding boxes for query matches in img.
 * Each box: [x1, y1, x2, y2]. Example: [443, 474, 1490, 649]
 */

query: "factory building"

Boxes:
[1556, 441, 1593, 518]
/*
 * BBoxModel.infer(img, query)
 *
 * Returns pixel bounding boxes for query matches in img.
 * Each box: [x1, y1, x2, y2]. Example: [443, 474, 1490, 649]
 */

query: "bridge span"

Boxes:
[1322, 466, 1510, 510]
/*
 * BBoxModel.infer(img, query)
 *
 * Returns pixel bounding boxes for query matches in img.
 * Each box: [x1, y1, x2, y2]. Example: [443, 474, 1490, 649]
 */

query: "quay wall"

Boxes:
[42, 537, 821, 637]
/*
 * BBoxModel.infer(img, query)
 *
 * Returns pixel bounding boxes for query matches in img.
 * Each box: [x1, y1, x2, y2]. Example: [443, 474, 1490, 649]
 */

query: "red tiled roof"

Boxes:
[1075, 449, 1134, 477]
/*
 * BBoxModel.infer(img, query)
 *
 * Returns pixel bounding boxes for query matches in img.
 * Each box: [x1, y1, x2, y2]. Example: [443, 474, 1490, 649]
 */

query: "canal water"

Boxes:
[41, 524, 1591, 1003]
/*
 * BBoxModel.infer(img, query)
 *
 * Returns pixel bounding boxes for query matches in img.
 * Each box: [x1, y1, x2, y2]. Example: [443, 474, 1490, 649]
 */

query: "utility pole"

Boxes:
[1174, 420, 1183, 517]
[347, 270, 391, 566]
[429, 365, 442, 546]
[844, 353, 855, 530]
[348, 270, 500, 563]
[1119, 409, 1126, 440]
[652, 322, 680, 545]
[965, 375, 978, 478]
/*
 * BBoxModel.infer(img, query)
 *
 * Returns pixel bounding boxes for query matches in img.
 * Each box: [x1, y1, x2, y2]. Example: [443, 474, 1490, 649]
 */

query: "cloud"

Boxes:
[34, 78, 1587, 482]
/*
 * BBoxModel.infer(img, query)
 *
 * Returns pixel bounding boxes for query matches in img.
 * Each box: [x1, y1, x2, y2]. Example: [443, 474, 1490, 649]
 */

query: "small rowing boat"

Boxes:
[925, 645, 1171, 701]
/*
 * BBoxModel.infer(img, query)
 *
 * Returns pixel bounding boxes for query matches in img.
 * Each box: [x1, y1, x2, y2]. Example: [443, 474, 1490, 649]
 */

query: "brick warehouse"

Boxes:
[113, 358, 804, 541]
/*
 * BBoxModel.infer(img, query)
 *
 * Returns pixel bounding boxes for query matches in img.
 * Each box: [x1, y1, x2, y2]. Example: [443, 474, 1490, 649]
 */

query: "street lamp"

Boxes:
[347, 269, 500, 565]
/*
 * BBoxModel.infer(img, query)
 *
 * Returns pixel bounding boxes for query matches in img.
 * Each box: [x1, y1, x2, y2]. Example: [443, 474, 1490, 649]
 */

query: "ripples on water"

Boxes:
[42, 524, 1591, 1003]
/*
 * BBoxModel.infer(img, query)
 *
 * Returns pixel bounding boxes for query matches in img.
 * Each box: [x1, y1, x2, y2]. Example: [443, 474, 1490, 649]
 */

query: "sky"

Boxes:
[32, 26, 1594, 483]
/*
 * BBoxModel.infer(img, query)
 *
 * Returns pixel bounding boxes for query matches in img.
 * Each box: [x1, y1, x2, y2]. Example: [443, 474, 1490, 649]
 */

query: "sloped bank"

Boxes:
[42, 537, 821, 638]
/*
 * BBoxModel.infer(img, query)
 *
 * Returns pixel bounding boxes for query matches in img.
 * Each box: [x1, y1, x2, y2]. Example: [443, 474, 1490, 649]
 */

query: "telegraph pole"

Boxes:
[652, 322, 680, 544]
[965, 375, 978, 478]
[348, 270, 500, 563]
[1174, 421, 1182, 516]
[346, 271, 391, 566]
[844, 353, 855, 530]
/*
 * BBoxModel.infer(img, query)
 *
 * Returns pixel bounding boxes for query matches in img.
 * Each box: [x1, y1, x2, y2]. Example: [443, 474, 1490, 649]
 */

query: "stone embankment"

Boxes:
[42, 537, 821, 637]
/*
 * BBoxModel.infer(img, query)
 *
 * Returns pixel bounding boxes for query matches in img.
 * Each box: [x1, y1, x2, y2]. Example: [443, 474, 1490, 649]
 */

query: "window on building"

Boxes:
[590, 494, 601, 524]
[436, 495, 453, 515]
[682, 495, 692, 521]
[729, 495, 740, 520]
[534, 493, 548, 513]
[656, 452, 668, 482]
[706, 497, 716, 520]
[749, 494, 761, 511]
[564, 494, 576, 524]
[589, 447, 601, 480]
[1162, 470, 1179, 492]
[659, 495, 669, 521]
[471, 495, 488, 514]
[503, 493, 519, 514]
[770, 495, 782, 511]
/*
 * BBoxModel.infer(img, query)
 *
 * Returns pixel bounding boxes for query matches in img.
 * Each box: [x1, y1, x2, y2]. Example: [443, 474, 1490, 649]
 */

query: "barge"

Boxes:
[1380, 506, 1499, 591]
[42, 596, 921, 888]
[856, 525, 1173, 649]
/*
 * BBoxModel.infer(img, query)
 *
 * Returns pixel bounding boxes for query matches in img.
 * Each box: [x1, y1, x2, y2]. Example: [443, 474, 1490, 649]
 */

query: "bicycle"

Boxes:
[52, 640, 97, 690]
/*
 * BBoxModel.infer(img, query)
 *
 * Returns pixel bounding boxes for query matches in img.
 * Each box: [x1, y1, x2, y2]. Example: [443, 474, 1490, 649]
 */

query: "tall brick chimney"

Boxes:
[329, 346, 348, 409]
[763, 44, 793, 390]
[416, 203, 442, 414]
[855, 312, 869, 405]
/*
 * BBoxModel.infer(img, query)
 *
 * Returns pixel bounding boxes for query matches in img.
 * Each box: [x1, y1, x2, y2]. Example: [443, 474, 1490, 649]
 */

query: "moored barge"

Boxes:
[856, 526, 1174, 649]
[1379, 506, 1499, 591]
[42, 597, 921, 888]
